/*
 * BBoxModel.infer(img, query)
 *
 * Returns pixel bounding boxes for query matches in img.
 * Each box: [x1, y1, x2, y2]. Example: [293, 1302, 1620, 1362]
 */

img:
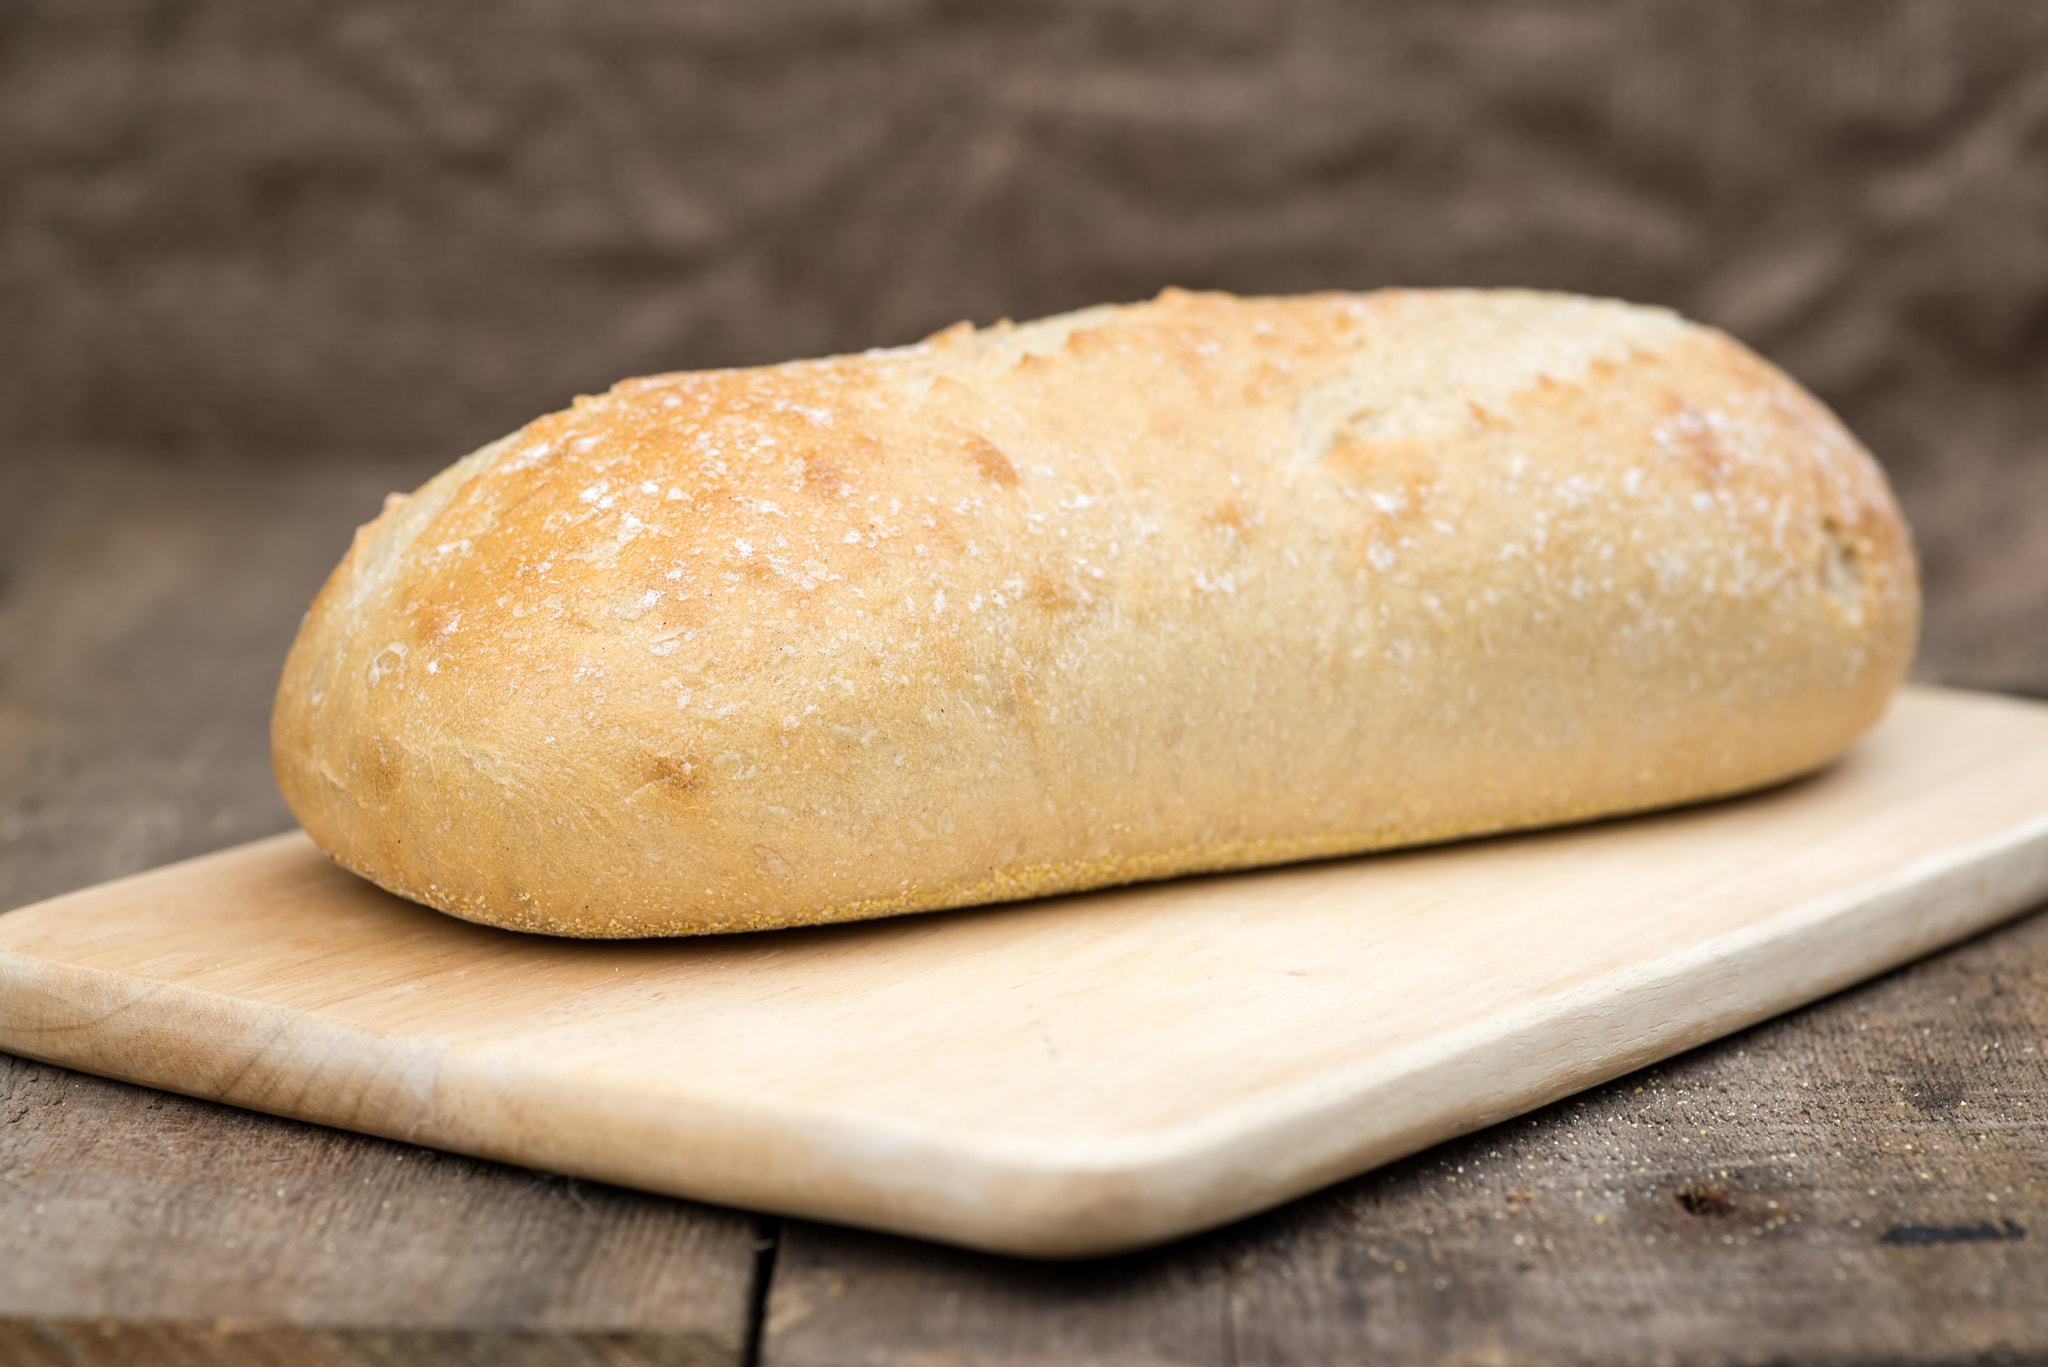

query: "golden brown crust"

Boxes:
[272, 289, 1919, 936]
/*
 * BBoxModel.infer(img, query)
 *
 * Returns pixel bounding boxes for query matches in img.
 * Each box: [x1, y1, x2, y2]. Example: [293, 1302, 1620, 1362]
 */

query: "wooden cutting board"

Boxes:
[4, 685, 2048, 1258]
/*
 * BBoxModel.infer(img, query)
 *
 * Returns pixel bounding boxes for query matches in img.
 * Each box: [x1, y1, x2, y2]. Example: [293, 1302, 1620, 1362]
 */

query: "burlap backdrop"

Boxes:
[4, 0, 2045, 690]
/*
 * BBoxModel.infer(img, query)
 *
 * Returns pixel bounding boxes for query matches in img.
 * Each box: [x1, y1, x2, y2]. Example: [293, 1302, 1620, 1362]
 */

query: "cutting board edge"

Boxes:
[1078, 805, 2048, 1257]
[0, 946, 450, 1148]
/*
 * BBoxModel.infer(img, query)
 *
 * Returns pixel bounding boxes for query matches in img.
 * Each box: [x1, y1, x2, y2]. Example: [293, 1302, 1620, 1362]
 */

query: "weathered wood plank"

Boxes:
[760, 903, 2048, 1366]
[0, 1053, 760, 1353]
[0, 1322, 733, 1367]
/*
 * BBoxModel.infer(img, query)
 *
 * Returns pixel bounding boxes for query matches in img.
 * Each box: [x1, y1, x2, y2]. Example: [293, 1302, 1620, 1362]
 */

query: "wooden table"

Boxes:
[4, 448, 2045, 1366]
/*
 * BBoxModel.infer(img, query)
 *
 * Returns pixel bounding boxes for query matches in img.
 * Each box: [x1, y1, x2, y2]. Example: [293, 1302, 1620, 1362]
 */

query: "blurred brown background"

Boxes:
[3, 0, 2046, 904]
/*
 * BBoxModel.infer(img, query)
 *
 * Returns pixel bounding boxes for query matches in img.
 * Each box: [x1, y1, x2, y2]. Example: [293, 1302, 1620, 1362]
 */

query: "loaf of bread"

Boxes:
[272, 289, 1918, 936]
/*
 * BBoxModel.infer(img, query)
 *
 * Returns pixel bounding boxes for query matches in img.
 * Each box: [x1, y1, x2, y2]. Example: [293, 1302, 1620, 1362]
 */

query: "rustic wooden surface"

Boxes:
[0, 1057, 762, 1365]
[3, 448, 2047, 1363]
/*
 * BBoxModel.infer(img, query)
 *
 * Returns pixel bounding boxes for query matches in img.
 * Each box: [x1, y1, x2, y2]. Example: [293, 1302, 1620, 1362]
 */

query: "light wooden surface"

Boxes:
[4, 686, 2047, 1259]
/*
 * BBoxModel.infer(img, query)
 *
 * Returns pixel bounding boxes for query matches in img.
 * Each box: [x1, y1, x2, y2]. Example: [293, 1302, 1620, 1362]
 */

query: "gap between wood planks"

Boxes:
[742, 1217, 783, 1367]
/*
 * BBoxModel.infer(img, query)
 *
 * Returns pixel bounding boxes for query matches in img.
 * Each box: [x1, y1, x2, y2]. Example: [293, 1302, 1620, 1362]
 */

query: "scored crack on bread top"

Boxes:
[272, 288, 1919, 936]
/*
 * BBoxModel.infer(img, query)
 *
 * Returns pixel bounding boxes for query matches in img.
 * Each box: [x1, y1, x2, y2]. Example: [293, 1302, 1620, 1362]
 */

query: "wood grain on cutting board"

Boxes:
[3, 686, 2047, 1257]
